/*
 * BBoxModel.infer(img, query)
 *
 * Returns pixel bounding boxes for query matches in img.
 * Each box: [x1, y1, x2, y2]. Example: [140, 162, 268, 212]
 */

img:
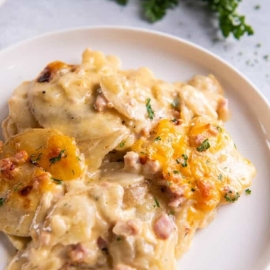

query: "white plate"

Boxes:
[0, 27, 269, 270]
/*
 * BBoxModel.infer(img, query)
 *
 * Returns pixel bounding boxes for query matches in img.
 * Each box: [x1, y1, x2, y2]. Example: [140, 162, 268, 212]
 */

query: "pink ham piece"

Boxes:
[113, 220, 141, 237]
[68, 243, 87, 263]
[153, 213, 175, 240]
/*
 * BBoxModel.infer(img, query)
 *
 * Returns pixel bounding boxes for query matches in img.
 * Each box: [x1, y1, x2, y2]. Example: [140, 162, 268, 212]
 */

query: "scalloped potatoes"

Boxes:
[1, 49, 255, 270]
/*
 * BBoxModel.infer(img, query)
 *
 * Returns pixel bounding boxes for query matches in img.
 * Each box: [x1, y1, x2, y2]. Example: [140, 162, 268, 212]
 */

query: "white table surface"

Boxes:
[0, 0, 269, 101]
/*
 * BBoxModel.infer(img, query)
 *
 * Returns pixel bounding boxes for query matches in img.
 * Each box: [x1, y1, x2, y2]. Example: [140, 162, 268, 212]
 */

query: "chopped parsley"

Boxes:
[176, 154, 188, 167]
[155, 136, 161, 141]
[51, 177, 63, 185]
[166, 181, 172, 186]
[216, 125, 223, 132]
[49, 150, 66, 164]
[168, 210, 175, 215]
[13, 183, 23, 191]
[146, 98, 155, 120]
[218, 174, 223, 181]
[224, 191, 240, 203]
[245, 189, 252, 195]
[153, 197, 160, 208]
[29, 153, 42, 164]
[182, 154, 188, 167]
[119, 141, 126, 147]
[196, 139, 210, 152]
[116, 236, 122, 241]
[171, 99, 179, 109]
[0, 198, 6, 206]
[173, 170, 180, 174]
[76, 156, 82, 161]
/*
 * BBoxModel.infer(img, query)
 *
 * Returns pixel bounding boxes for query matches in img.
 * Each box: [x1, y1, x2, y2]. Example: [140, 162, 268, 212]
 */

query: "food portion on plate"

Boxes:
[0, 49, 256, 270]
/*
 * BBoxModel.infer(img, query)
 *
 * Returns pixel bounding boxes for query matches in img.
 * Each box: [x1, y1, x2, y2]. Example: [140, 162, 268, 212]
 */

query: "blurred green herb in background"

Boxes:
[115, 0, 254, 40]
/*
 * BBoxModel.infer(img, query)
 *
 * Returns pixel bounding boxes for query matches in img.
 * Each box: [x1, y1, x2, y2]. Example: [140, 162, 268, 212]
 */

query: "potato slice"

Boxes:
[27, 51, 125, 142]
[0, 129, 85, 236]
[6, 234, 31, 250]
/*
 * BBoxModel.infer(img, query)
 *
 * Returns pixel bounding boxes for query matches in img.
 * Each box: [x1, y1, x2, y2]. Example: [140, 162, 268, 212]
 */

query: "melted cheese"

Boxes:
[0, 129, 85, 237]
[132, 117, 254, 213]
[1, 48, 256, 270]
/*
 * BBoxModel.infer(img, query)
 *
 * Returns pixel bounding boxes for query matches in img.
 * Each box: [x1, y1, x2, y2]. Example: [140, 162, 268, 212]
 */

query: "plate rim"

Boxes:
[0, 25, 269, 109]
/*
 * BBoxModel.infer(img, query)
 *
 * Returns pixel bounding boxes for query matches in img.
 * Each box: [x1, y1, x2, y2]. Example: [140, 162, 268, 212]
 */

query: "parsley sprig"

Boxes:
[114, 0, 253, 39]
[143, 0, 178, 23]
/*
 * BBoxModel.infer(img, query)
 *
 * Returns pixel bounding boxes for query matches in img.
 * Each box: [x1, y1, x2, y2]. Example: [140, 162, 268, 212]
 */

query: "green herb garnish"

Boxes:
[197, 139, 210, 152]
[13, 183, 23, 192]
[29, 153, 42, 164]
[49, 150, 66, 164]
[119, 141, 126, 147]
[176, 154, 188, 167]
[181, 154, 188, 167]
[224, 191, 240, 202]
[171, 99, 179, 109]
[218, 174, 223, 181]
[114, 0, 253, 40]
[216, 125, 223, 132]
[153, 197, 160, 208]
[245, 189, 252, 195]
[146, 98, 155, 120]
[173, 170, 180, 174]
[117, 0, 128, 5]
[116, 236, 122, 241]
[0, 198, 5, 206]
[155, 136, 161, 141]
[51, 177, 63, 185]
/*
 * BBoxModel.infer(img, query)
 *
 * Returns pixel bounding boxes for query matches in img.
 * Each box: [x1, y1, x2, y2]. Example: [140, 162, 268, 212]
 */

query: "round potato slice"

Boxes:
[28, 51, 125, 142]
[0, 129, 85, 237]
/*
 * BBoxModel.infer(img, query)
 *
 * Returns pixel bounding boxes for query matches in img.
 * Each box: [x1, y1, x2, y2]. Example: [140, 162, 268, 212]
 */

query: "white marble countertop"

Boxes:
[0, 0, 269, 101]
